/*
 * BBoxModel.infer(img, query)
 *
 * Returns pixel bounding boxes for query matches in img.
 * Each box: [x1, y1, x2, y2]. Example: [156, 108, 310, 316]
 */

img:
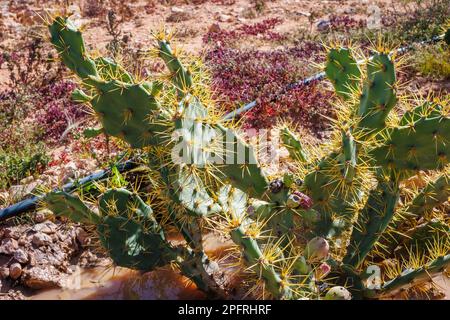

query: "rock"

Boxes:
[9, 263, 22, 280]
[166, 8, 193, 22]
[171, 6, 185, 13]
[13, 249, 28, 264]
[317, 19, 331, 32]
[75, 228, 89, 247]
[18, 237, 27, 246]
[34, 210, 50, 223]
[32, 233, 53, 247]
[3, 227, 21, 240]
[0, 267, 10, 279]
[208, 23, 221, 34]
[22, 266, 64, 289]
[61, 161, 78, 183]
[0, 238, 18, 255]
[8, 182, 39, 201]
[217, 14, 233, 22]
[33, 221, 57, 234]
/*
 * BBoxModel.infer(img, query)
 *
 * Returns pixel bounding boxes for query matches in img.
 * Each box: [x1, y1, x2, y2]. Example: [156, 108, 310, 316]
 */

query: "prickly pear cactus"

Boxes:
[44, 15, 449, 300]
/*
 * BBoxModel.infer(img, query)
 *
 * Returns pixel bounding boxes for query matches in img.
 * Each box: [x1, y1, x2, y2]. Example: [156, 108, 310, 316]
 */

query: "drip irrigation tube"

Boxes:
[0, 160, 138, 221]
[0, 34, 444, 221]
[222, 35, 444, 120]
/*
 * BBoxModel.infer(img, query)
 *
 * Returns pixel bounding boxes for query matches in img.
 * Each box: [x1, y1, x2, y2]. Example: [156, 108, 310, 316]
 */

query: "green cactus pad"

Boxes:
[231, 226, 291, 299]
[157, 39, 193, 95]
[280, 127, 308, 162]
[218, 185, 248, 219]
[174, 170, 221, 217]
[71, 88, 92, 103]
[343, 179, 400, 268]
[97, 189, 176, 270]
[45, 191, 100, 224]
[325, 47, 361, 99]
[408, 173, 449, 217]
[94, 56, 134, 83]
[216, 124, 269, 199]
[371, 112, 449, 171]
[378, 254, 450, 295]
[49, 16, 98, 80]
[303, 152, 359, 238]
[357, 53, 397, 131]
[340, 130, 357, 183]
[89, 79, 169, 148]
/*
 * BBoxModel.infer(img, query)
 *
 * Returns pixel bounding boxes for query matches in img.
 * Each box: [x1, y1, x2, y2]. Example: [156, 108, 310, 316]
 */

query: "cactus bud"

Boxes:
[286, 191, 313, 209]
[324, 286, 351, 300]
[269, 179, 284, 193]
[295, 178, 304, 187]
[304, 237, 329, 262]
[315, 262, 331, 280]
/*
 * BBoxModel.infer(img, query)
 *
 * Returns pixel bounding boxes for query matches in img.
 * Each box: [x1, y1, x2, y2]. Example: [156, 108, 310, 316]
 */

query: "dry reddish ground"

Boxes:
[0, 0, 398, 86]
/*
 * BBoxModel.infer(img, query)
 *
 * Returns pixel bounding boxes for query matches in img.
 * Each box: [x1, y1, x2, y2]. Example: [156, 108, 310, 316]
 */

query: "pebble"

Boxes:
[0, 266, 10, 279]
[14, 249, 29, 264]
[75, 228, 89, 247]
[0, 238, 19, 255]
[32, 233, 53, 247]
[33, 221, 57, 234]
[9, 263, 22, 280]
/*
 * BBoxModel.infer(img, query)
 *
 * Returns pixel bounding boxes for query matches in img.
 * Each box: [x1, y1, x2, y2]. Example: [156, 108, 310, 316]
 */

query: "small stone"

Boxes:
[3, 227, 20, 239]
[34, 210, 50, 223]
[316, 19, 331, 32]
[33, 221, 57, 234]
[22, 265, 64, 289]
[18, 237, 27, 246]
[14, 249, 28, 264]
[170, 6, 185, 13]
[0, 267, 10, 279]
[166, 8, 192, 22]
[208, 23, 221, 34]
[9, 263, 22, 280]
[0, 238, 19, 255]
[32, 233, 53, 247]
[218, 14, 233, 22]
[75, 228, 89, 247]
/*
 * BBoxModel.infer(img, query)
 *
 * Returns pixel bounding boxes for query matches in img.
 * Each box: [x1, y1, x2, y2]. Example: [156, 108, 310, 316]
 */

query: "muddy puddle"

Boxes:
[29, 232, 449, 300]
[31, 234, 236, 300]
[31, 267, 206, 300]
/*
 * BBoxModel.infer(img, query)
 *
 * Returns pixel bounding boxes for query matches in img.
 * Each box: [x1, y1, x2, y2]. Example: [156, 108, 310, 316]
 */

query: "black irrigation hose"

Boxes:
[0, 34, 445, 221]
[222, 34, 444, 120]
[0, 160, 139, 221]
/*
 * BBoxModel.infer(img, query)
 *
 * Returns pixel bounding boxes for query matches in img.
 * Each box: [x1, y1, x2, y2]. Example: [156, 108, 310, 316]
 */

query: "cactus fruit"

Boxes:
[304, 237, 330, 262]
[286, 191, 313, 210]
[269, 179, 284, 194]
[324, 286, 352, 300]
[44, 16, 449, 300]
